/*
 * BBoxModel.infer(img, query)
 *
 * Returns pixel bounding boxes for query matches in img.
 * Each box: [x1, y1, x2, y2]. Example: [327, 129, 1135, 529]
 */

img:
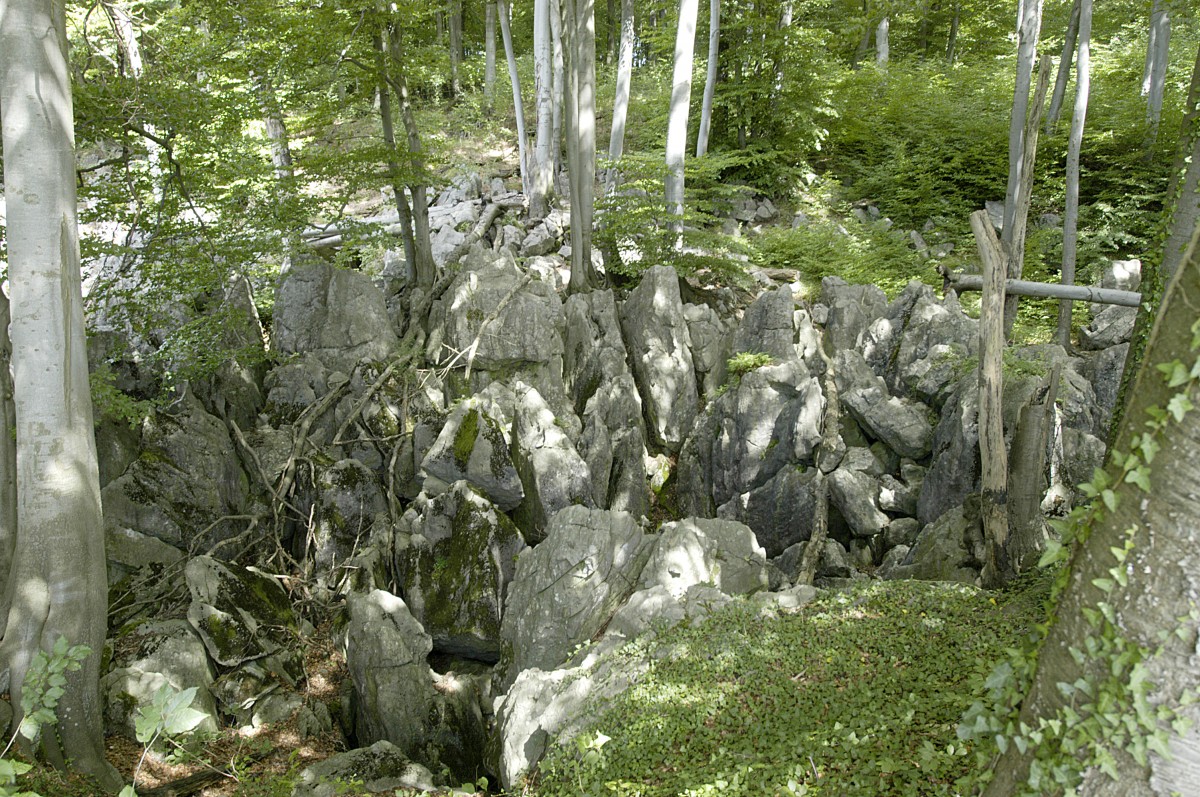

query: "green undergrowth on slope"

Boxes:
[530, 574, 1055, 797]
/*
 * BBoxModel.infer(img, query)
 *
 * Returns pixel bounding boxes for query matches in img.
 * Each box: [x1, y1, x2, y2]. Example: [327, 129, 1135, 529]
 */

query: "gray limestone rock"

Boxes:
[883, 517, 921, 551]
[291, 741, 435, 797]
[312, 459, 387, 574]
[732, 286, 805, 364]
[1080, 304, 1137, 350]
[716, 466, 822, 558]
[884, 505, 981, 584]
[821, 277, 888, 353]
[685, 302, 731, 397]
[498, 506, 653, 686]
[511, 383, 594, 543]
[606, 585, 688, 640]
[827, 466, 889, 538]
[837, 350, 933, 460]
[185, 556, 302, 681]
[1081, 343, 1129, 433]
[619, 266, 699, 453]
[641, 517, 769, 598]
[917, 378, 979, 526]
[520, 223, 559, 257]
[888, 288, 979, 399]
[776, 538, 853, 581]
[101, 391, 250, 551]
[102, 620, 220, 741]
[394, 483, 526, 661]
[420, 398, 523, 510]
[264, 353, 333, 427]
[272, 261, 398, 372]
[343, 590, 438, 762]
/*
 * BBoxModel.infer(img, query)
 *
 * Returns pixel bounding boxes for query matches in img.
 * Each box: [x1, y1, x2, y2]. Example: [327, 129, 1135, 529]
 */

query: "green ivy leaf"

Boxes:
[1166, 394, 1194, 423]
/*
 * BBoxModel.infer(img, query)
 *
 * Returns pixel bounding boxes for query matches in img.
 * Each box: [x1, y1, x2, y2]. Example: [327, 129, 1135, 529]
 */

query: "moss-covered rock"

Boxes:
[420, 397, 523, 510]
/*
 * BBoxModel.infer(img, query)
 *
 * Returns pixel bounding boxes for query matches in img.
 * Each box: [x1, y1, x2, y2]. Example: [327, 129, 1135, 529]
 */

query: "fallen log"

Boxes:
[940, 266, 1141, 308]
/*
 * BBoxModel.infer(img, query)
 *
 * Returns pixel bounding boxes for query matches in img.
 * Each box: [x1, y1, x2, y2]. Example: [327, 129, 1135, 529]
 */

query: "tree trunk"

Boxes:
[0, 0, 117, 786]
[255, 75, 301, 274]
[607, 0, 616, 64]
[1044, 0, 1080, 134]
[564, 0, 598, 292]
[972, 210, 1012, 588]
[1001, 0, 1044, 240]
[1162, 44, 1200, 281]
[606, 0, 635, 193]
[983, 226, 1200, 797]
[1002, 50, 1052, 337]
[0, 290, 15, 628]
[946, 3, 960, 64]
[388, 26, 437, 288]
[875, 16, 889, 65]
[943, 273, 1140, 308]
[532, 0, 555, 219]
[1006, 362, 1060, 570]
[665, 0, 699, 245]
[498, 0, 532, 198]
[373, 32, 419, 275]
[485, 0, 497, 110]
[551, 0, 566, 177]
[1144, 0, 1171, 152]
[695, 0, 719, 158]
[1055, 0, 1092, 348]
[448, 0, 463, 97]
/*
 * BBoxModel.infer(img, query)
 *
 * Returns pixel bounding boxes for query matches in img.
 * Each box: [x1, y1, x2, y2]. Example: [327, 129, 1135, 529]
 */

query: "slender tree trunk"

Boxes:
[373, 32, 419, 274]
[101, 1, 163, 195]
[532, 0, 555, 219]
[0, 290, 15, 628]
[448, 0, 463, 97]
[0, 0, 117, 786]
[665, 0, 699, 245]
[696, 0, 720, 158]
[388, 26, 436, 287]
[606, 0, 635, 192]
[875, 16, 889, 65]
[1162, 45, 1200, 281]
[1045, 0, 1080, 134]
[551, 0, 566, 178]
[1055, 0, 1092, 348]
[1144, 0, 1171, 152]
[564, 0, 599, 292]
[607, 0, 616, 64]
[485, 0, 498, 110]
[255, 75, 301, 274]
[946, 3, 960, 64]
[972, 210, 1012, 588]
[983, 227, 1200, 797]
[498, 0, 532, 198]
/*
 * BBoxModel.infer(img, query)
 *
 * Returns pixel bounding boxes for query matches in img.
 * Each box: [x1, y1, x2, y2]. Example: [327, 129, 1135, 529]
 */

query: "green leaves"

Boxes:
[17, 639, 91, 747]
[134, 685, 209, 746]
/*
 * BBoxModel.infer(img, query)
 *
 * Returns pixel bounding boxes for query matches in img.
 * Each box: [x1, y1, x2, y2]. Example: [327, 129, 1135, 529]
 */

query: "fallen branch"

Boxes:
[941, 266, 1141, 308]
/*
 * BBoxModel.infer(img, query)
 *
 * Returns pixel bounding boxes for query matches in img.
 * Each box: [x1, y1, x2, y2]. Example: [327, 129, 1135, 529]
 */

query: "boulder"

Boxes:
[102, 391, 250, 551]
[716, 466, 822, 558]
[1080, 304, 1137, 350]
[263, 353, 333, 427]
[102, 620, 220, 741]
[192, 274, 267, 431]
[420, 398, 522, 510]
[1081, 343, 1129, 432]
[185, 556, 301, 681]
[836, 350, 933, 460]
[395, 483, 526, 661]
[511, 383, 594, 543]
[272, 261, 398, 372]
[640, 517, 769, 598]
[731, 286, 814, 365]
[821, 277, 889, 354]
[917, 378, 979, 526]
[775, 538, 853, 581]
[884, 505, 981, 583]
[291, 741, 435, 797]
[887, 287, 978, 399]
[619, 266, 699, 452]
[605, 585, 688, 641]
[498, 507, 653, 686]
[827, 466, 889, 538]
[311, 459, 387, 574]
[343, 590, 438, 763]
[684, 302, 731, 397]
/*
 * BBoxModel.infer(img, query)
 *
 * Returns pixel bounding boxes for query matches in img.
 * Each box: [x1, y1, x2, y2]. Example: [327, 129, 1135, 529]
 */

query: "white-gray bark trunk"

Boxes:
[532, 0, 555, 219]
[551, 0, 566, 177]
[498, 0, 532, 198]
[0, 290, 15, 628]
[564, 0, 598, 292]
[388, 25, 436, 288]
[875, 16, 889, 65]
[665, 0, 699, 243]
[485, 0, 497, 109]
[374, 31, 419, 274]
[0, 0, 116, 785]
[1045, 0, 1079, 133]
[1055, 0, 1091, 347]
[1144, 0, 1171, 150]
[1162, 44, 1200, 281]
[606, 0, 634, 193]
[1001, 0, 1043, 241]
[448, 0, 463, 96]
[696, 0, 720, 158]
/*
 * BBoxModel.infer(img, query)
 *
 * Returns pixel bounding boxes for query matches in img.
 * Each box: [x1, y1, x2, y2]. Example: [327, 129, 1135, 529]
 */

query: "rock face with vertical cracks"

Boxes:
[619, 266, 698, 453]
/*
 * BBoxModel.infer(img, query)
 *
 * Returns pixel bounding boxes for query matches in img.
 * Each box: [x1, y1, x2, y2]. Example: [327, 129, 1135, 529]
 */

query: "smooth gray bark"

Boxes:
[665, 0, 699, 243]
[1045, 0, 1080, 134]
[1001, 0, 1044, 241]
[0, 0, 117, 785]
[0, 290, 14, 629]
[373, 32, 419, 276]
[551, 0, 565, 176]
[606, 0, 634, 193]
[875, 16, 889, 65]
[1143, 0, 1171, 151]
[983, 227, 1200, 797]
[532, 0, 555, 219]
[448, 0, 463, 97]
[498, 0, 532, 198]
[255, 75, 300, 273]
[485, 0, 497, 109]
[388, 25, 436, 288]
[946, 275, 1141, 308]
[696, 0, 719, 158]
[1055, 0, 1092, 347]
[946, 3, 960, 63]
[564, 0, 599, 292]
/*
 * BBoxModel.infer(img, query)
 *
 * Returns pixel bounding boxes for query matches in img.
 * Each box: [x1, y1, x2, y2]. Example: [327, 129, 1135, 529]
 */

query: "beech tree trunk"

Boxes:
[1045, 0, 1080, 134]
[606, 0, 635, 193]
[255, 75, 301, 273]
[665, 0, 699, 244]
[983, 227, 1200, 797]
[875, 16, 889, 65]
[696, 0, 719, 158]
[0, 0, 118, 786]
[551, 0, 566, 177]
[373, 32, 419, 276]
[564, 0, 599, 292]
[1055, 0, 1092, 348]
[532, 0, 555, 219]
[0, 291, 15, 628]
[1162, 44, 1200, 281]
[498, 0, 532, 198]
[946, 3, 960, 64]
[388, 25, 436, 288]
[448, 0, 463, 97]
[485, 0, 497, 109]
[1143, 0, 1171, 151]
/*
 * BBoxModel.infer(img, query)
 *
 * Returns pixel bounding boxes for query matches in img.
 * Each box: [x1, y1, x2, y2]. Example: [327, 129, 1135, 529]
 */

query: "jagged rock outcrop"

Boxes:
[291, 741, 435, 797]
[716, 465, 822, 558]
[640, 517, 769, 598]
[420, 396, 523, 510]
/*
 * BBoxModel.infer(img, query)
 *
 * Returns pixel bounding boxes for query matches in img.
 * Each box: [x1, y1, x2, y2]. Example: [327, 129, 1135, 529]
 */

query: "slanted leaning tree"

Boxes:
[0, 0, 118, 786]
